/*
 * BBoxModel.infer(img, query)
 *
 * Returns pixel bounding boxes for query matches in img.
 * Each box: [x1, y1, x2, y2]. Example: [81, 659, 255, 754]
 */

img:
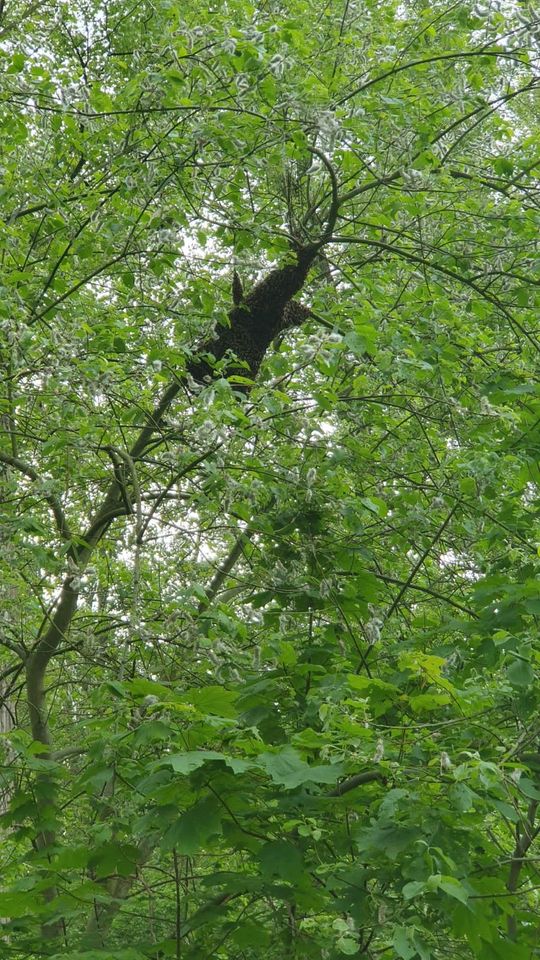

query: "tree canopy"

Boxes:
[1, 1, 540, 958]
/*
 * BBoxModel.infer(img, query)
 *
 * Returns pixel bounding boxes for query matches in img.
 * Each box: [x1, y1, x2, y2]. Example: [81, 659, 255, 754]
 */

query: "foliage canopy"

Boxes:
[1, 1, 540, 958]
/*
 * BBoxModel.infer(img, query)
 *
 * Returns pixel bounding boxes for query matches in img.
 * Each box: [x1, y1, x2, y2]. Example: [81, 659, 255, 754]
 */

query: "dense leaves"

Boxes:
[1, 1, 540, 958]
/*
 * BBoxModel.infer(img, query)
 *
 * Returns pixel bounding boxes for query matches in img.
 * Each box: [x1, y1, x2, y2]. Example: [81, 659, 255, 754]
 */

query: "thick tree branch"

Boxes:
[82, 837, 155, 948]
[301, 147, 341, 244]
[507, 801, 539, 939]
[198, 528, 254, 614]
[328, 770, 386, 796]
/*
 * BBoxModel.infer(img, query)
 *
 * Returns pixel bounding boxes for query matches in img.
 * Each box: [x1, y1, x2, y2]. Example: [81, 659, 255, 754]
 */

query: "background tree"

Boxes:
[0, 1, 540, 958]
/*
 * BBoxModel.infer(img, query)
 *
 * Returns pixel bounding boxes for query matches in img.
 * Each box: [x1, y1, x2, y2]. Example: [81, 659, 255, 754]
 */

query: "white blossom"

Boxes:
[221, 37, 236, 55]
[269, 54, 286, 78]
[235, 74, 250, 92]
[440, 751, 452, 771]
[243, 27, 264, 43]
[365, 618, 383, 645]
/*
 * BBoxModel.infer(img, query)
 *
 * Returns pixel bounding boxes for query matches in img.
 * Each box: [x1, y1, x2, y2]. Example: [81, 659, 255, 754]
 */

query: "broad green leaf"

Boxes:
[161, 798, 222, 854]
[438, 876, 469, 904]
[393, 926, 416, 960]
[162, 751, 252, 775]
[259, 746, 344, 788]
[259, 840, 304, 881]
[402, 881, 426, 900]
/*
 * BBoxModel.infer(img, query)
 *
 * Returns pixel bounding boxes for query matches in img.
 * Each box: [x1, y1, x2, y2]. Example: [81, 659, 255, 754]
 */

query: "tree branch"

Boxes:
[0, 450, 72, 541]
[385, 504, 459, 621]
[507, 800, 539, 939]
[337, 49, 530, 105]
[328, 770, 386, 796]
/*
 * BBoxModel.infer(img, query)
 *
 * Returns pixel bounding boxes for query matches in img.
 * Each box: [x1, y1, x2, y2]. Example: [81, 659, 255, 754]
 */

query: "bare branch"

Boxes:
[307, 146, 341, 243]
[328, 770, 386, 796]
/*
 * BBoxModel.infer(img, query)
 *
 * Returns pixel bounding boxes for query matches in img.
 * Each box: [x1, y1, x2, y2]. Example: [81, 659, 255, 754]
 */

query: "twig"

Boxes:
[0, 450, 72, 541]
[385, 504, 459, 620]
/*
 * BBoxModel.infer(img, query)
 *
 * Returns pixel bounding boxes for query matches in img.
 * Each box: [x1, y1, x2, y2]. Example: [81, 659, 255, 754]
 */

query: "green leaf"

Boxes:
[438, 876, 469, 904]
[402, 881, 426, 900]
[360, 496, 387, 516]
[337, 936, 360, 955]
[393, 926, 416, 960]
[180, 685, 239, 717]
[493, 157, 514, 176]
[9, 52, 26, 73]
[344, 330, 373, 356]
[259, 746, 344, 789]
[0, 891, 38, 918]
[259, 840, 304, 881]
[163, 751, 252, 775]
[231, 920, 270, 948]
[517, 778, 540, 801]
[89, 842, 140, 878]
[409, 693, 451, 713]
[448, 783, 477, 812]
[163, 750, 224, 773]
[357, 823, 417, 858]
[161, 798, 222, 854]
[506, 658, 534, 688]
